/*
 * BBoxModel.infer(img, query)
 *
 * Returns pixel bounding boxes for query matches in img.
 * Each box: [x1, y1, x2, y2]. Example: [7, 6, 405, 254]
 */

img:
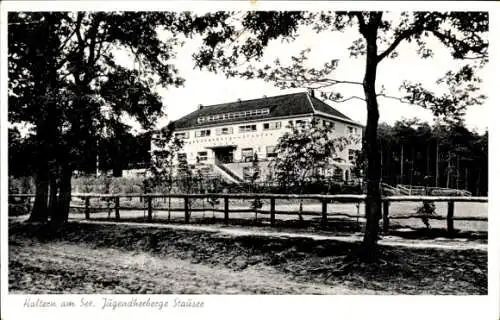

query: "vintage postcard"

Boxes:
[0, 1, 497, 320]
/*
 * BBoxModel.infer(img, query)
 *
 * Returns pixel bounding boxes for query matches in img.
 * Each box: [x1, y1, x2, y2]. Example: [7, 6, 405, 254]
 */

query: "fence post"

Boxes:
[84, 197, 90, 220]
[115, 196, 120, 220]
[147, 196, 153, 222]
[382, 200, 390, 233]
[321, 199, 327, 228]
[270, 197, 276, 226]
[447, 200, 455, 236]
[184, 196, 190, 223]
[224, 196, 229, 224]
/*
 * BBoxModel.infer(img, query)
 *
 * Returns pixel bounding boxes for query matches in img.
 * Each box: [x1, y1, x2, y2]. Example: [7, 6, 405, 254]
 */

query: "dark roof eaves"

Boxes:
[313, 111, 364, 127]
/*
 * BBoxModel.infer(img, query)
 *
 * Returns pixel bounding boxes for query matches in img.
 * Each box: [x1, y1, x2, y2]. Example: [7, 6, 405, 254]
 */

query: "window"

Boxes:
[197, 151, 208, 162]
[333, 168, 343, 181]
[175, 132, 189, 139]
[195, 129, 211, 137]
[263, 121, 281, 130]
[216, 127, 233, 135]
[239, 124, 257, 132]
[347, 126, 359, 134]
[266, 145, 277, 158]
[348, 149, 357, 163]
[293, 120, 307, 129]
[323, 120, 335, 130]
[241, 148, 254, 162]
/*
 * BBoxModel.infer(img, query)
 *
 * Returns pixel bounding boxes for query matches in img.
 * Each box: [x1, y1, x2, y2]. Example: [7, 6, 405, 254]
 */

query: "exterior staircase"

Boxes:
[213, 159, 245, 184]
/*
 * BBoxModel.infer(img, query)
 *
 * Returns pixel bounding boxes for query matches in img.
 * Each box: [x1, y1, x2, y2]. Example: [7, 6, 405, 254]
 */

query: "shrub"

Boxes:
[9, 176, 34, 194]
[9, 203, 30, 216]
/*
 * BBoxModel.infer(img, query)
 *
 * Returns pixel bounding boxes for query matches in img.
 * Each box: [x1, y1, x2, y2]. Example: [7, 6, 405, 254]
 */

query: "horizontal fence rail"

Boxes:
[9, 193, 488, 236]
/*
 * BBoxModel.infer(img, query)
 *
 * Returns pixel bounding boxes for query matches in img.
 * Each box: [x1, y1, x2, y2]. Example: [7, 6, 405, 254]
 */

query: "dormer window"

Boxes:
[197, 108, 270, 124]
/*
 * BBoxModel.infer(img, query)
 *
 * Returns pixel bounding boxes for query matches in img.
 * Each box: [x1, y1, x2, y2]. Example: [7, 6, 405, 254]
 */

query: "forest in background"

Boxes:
[9, 117, 488, 196]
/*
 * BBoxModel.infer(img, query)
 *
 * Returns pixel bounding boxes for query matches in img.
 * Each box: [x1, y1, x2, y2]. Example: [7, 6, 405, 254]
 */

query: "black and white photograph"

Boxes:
[0, 1, 496, 320]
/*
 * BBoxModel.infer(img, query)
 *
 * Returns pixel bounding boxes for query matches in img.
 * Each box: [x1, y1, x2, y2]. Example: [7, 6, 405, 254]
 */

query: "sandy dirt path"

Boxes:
[75, 219, 488, 251]
[9, 241, 378, 295]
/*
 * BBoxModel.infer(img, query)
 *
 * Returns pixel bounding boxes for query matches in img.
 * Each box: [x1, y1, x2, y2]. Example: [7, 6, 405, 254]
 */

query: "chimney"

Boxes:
[198, 104, 204, 110]
[308, 89, 315, 98]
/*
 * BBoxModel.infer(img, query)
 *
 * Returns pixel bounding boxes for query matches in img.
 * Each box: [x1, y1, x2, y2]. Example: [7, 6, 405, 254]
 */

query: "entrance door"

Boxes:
[214, 147, 234, 163]
[222, 149, 234, 163]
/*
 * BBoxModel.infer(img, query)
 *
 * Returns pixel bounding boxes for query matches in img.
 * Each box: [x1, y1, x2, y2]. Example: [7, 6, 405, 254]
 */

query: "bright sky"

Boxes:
[130, 17, 489, 134]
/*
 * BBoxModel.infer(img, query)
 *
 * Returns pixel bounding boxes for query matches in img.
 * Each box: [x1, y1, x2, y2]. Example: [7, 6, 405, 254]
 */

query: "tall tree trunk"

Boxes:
[435, 142, 439, 187]
[168, 194, 171, 221]
[410, 147, 414, 189]
[27, 14, 61, 223]
[380, 148, 383, 182]
[48, 173, 59, 216]
[426, 144, 430, 177]
[475, 167, 481, 196]
[52, 164, 72, 224]
[400, 144, 404, 185]
[446, 152, 451, 188]
[29, 166, 49, 222]
[464, 167, 469, 190]
[28, 114, 53, 222]
[360, 19, 382, 262]
[112, 136, 123, 177]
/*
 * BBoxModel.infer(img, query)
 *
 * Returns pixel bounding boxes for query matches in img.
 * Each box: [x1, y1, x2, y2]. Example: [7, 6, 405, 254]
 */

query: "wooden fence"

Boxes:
[9, 193, 488, 235]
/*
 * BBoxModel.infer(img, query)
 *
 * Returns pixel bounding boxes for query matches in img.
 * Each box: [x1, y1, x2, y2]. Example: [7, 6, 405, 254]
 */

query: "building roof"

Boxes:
[171, 91, 361, 130]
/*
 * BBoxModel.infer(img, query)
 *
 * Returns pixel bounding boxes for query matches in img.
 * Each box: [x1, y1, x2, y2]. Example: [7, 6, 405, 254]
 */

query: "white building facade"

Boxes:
[152, 91, 363, 183]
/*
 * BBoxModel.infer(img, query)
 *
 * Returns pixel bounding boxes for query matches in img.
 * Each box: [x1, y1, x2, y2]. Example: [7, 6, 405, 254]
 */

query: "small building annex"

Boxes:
[151, 91, 363, 184]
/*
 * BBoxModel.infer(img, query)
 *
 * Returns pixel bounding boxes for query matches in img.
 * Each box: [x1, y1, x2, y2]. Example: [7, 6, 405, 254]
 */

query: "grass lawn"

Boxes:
[8, 222, 487, 295]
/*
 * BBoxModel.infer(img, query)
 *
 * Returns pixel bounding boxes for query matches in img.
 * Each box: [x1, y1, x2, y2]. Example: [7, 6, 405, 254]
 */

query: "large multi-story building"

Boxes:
[152, 91, 363, 183]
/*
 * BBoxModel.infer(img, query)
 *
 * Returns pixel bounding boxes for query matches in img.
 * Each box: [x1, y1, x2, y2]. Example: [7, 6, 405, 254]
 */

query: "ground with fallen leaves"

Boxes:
[8, 222, 487, 295]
